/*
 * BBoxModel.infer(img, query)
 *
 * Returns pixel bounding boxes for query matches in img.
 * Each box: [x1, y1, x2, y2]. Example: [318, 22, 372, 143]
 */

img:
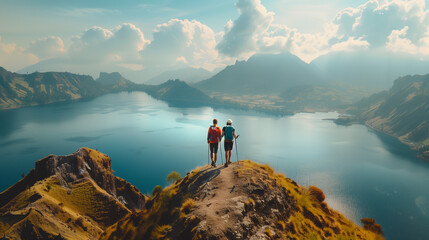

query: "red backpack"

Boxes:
[209, 126, 221, 142]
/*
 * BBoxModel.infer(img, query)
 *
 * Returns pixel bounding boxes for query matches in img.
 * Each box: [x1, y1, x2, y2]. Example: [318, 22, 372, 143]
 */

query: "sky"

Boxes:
[1, 0, 429, 78]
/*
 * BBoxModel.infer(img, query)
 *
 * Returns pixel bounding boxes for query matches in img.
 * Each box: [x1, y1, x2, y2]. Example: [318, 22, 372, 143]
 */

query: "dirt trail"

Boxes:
[193, 162, 249, 239]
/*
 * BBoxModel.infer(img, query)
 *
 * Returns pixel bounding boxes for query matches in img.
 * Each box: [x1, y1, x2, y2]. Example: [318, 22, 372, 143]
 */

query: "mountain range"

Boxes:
[0, 67, 212, 110]
[0, 67, 104, 110]
[195, 53, 322, 94]
[0, 149, 384, 240]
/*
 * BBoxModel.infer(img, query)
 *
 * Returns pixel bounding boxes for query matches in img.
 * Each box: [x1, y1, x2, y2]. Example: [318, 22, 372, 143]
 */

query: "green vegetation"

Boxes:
[152, 185, 163, 196]
[166, 171, 181, 184]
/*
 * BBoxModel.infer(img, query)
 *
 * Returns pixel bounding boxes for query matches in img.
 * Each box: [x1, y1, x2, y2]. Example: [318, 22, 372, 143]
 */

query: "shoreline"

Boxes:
[329, 115, 428, 161]
[363, 121, 428, 161]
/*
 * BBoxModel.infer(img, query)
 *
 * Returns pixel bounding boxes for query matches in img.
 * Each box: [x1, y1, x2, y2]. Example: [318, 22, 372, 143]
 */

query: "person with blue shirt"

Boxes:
[222, 119, 239, 167]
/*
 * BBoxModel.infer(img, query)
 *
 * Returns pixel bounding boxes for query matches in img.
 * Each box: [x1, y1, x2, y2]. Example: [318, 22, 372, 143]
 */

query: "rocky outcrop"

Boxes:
[0, 148, 145, 240]
[102, 160, 384, 240]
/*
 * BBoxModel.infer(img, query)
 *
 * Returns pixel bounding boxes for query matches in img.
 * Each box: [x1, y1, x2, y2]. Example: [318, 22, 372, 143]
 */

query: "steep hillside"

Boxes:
[0, 148, 145, 240]
[195, 53, 321, 94]
[143, 79, 212, 107]
[0, 67, 105, 110]
[102, 161, 383, 240]
[362, 75, 429, 145]
[146, 67, 214, 85]
[340, 74, 429, 158]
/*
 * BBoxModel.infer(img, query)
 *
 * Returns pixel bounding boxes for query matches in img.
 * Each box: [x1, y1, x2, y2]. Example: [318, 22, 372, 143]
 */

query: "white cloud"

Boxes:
[0, 36, 38, 71]
[27, 36, 65, 60]
[69, 23, 149, 64]
[176, 56, 188, 64]
[386, 26, 419, 53]
[5, 0, 429, 75]
[217, 0, 274, 57]
[215, 0, 429, 62]
[214, 0, 376, 62]
[334, 0, 428, 47]
[330, 37, 370, 52]
[142, 18, 221, 71]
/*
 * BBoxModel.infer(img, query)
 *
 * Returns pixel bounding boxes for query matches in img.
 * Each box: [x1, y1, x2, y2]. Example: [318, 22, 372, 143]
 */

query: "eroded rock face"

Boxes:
[0, 148, 145, 240]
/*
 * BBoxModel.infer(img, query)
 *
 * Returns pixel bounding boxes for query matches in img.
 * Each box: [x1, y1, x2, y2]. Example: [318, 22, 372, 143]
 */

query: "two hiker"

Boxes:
[207, 118, 239, 167]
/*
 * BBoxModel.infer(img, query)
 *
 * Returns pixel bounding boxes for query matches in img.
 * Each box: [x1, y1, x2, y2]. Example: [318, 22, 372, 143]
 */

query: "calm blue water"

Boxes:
[0, 92, 428, 239]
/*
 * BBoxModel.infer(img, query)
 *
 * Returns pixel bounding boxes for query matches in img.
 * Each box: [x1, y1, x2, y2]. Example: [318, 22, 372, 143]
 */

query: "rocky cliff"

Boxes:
[0, 148, 145, 239]
[102, 160, 384, 240]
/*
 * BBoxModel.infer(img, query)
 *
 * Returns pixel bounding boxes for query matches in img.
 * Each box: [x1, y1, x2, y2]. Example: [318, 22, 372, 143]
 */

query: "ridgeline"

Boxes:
[1, 149, 383, 240]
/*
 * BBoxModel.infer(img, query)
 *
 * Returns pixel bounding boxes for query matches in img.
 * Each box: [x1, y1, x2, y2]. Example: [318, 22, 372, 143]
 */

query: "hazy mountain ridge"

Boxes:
[339, 74, 429, 158]
[311, 51, 429, 90]
[146, 67, 214, 85]
[0, 67, 213, 111]
[102, 160, 383, 240]
[0, 67, 105, 110]
[195, 53, 322, 94]
[0, 148, 145, 240]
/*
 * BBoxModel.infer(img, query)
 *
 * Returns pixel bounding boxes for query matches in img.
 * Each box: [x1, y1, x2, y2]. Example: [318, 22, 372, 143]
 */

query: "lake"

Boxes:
[0, 92, 428, 240]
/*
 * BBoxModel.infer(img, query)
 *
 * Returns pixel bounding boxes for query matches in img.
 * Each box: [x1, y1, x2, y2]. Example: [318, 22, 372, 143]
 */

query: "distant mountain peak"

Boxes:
[195, 52, 322, 94]
[145, 67, 214, 85]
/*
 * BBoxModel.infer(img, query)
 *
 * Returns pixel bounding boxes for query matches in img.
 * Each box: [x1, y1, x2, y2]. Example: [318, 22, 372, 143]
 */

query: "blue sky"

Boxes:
[1, 0, 429, 77]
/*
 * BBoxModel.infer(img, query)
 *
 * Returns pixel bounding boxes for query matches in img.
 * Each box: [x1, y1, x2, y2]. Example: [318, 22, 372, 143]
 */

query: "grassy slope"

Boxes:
[102, 160, 383, 240]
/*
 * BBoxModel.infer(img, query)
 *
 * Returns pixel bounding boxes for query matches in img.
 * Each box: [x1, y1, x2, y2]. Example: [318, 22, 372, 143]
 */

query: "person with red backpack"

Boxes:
[222, 119, 239, 167]
[207, 118, 222, 167]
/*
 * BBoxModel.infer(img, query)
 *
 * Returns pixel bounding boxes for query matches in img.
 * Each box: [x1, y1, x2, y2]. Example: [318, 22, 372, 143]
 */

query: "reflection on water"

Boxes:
[0, 92, 428, 240]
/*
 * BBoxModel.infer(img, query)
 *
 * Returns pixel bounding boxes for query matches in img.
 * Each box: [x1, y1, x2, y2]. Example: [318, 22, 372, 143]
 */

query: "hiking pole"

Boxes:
[235, 135, 239, 162]
[208, 143, 210, 166]
[218, 138, 223, 165]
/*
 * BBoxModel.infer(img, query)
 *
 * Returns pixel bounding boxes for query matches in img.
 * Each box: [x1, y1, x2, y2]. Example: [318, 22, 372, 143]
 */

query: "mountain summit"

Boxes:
[102, 160, 383, 240]
[195, 53, 321, 94]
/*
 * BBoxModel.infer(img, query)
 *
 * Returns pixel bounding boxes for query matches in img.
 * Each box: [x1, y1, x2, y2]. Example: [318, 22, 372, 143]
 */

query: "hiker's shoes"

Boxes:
[225, 162, 228, 167]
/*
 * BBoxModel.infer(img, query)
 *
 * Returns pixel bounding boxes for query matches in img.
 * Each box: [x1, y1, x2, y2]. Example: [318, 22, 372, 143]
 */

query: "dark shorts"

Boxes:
[210, 143, 219, 154]
[224, 141, 233, 151]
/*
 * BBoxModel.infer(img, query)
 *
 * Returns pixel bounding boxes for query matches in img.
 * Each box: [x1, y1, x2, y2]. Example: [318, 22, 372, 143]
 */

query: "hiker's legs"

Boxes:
[210, 143, 219, 166]
[224, 142, 233, 163]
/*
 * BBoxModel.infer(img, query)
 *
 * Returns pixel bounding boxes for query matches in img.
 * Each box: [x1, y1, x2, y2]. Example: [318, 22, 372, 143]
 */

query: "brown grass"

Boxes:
[150, 225, 172, 240]
[180, 198, 195, 215]
[308, 186, 325, 202]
